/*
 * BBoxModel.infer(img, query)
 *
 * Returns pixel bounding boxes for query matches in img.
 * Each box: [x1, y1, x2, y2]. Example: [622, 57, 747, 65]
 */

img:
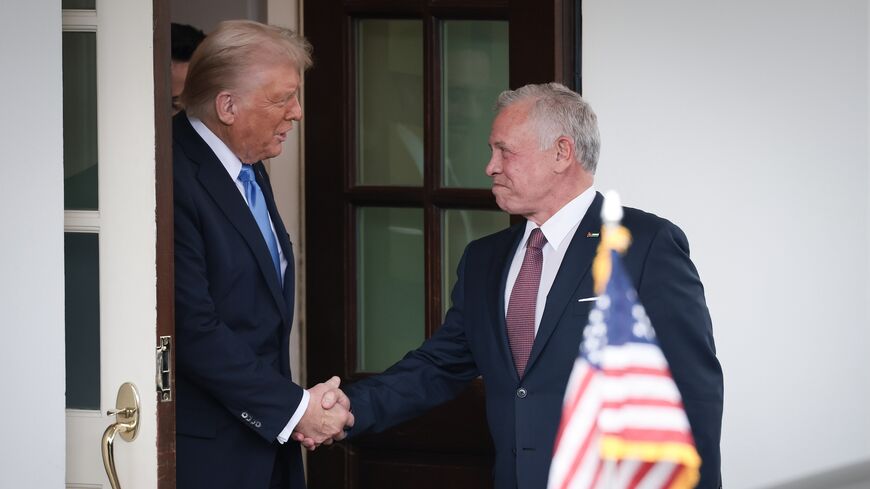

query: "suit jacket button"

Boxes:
[516, 388, 528, 399]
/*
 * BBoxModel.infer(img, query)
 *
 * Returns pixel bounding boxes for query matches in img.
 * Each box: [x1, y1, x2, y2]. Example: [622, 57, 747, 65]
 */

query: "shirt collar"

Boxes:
[522, 186, 596, 252]
[188, 114, 244, 181]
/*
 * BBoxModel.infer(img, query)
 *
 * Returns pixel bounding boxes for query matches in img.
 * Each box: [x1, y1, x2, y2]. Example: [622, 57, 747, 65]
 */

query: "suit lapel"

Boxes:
[254, 164, 296, 377]
[175, 115, 290, 324]
[525, 192, 604, 374]
[490, 223, 526, 382]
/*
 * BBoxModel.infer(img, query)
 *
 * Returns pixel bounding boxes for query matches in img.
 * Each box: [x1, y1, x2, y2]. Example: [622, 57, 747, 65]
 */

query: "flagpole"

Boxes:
[602, 190, 624, 228]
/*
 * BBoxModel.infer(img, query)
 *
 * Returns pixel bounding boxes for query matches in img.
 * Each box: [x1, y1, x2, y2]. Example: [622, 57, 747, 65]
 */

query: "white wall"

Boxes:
[0, 2, 65, 487]
[583, 1, 870, 488]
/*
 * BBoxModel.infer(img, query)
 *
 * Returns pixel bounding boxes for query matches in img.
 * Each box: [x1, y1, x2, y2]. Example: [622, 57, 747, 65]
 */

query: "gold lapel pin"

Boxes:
[586, 232, 600, 238]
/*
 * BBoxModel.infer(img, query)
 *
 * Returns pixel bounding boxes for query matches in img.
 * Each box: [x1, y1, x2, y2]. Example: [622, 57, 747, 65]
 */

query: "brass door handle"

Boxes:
[101, 383, 141, 489]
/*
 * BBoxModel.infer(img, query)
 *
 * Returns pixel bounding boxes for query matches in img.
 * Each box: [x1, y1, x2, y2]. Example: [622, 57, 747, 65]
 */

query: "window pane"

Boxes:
[357, 207, 424, 372]
[63, 31, 98, 210]
[357, 20, 424, 186]
[65, 233, 100, 410]
[442, 209, 509, 314]
[63, 0, 96, 9]
[442, 21, 509, 188]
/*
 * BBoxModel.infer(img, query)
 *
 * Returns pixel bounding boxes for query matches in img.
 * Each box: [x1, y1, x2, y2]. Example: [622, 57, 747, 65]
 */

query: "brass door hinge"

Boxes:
[156, 336, 172, 402]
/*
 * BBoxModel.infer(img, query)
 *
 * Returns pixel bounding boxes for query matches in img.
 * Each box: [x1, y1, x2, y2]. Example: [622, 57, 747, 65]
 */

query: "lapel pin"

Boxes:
[586, 232, 600, 238]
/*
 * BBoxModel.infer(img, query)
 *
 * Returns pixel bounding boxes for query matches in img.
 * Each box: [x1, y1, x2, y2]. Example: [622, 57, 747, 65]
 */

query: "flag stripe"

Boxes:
[598, 406, 691, 432]
[636, 462, 677, 489]
[614, 459, 642, 488]
[600, 429, 695, 446]
[587, 457, 605, 489]
[560, 410, 602, 488]
[602, 367, 672, 378]
[602, 398, 685, 410]
[550, 368, 601, 488]
[598, 375, 684, 402]
[600, 437, 701, 467]
[599, 343, 669, 369]
[661, 465, 683, 489]
[629, 462, 654, 488]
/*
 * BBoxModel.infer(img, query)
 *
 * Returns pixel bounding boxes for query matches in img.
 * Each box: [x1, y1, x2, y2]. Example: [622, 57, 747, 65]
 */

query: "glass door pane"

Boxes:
[442, 209, 509, 314]
[357, 207, 425, 372]
[442, 21, 508, 189]
[64, 232, 100, 409]
[63, 0, 96, 8]
[356, 19, 424, 186]
[63, 31, 98, 210]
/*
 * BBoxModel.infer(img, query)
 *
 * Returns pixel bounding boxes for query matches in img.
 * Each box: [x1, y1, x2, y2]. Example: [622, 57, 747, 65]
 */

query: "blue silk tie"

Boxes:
[238, 165, 282, 284]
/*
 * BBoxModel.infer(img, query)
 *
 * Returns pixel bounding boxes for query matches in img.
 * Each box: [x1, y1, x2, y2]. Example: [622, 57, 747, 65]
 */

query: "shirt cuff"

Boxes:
[277, 389, 310, 444]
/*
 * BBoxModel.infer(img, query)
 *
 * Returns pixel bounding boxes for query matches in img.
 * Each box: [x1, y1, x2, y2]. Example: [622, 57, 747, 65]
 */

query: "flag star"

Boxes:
[631, 304, 647, 320]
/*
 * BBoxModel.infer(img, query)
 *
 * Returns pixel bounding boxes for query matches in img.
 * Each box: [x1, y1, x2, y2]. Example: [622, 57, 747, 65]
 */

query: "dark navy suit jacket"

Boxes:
[173, 113, 305, 489]
[345, 192, 723, 489]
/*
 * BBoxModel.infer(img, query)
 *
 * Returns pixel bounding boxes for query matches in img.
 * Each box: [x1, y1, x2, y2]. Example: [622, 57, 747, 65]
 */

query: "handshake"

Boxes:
[292, 376, 354, 451]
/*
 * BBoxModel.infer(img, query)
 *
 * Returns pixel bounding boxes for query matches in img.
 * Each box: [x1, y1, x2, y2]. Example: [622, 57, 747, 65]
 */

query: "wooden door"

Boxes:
[304, 1, 576, 487]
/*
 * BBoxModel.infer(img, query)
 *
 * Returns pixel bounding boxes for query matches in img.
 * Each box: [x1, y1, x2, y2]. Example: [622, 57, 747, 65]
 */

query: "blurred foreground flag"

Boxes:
[547, 201, 701, 489]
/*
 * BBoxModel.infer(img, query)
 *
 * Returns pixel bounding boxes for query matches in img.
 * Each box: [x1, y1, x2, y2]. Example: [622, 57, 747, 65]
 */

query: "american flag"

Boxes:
[547, 247, 701, 489]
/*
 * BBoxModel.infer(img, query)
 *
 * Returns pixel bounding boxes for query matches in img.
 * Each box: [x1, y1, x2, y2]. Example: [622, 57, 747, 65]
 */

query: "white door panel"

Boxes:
[64, 0, 158, 487]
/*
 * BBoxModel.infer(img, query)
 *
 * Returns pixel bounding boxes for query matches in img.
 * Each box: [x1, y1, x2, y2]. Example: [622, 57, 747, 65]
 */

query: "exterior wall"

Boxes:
[583, 1, 870, 487]
[0, 1, 65, 487]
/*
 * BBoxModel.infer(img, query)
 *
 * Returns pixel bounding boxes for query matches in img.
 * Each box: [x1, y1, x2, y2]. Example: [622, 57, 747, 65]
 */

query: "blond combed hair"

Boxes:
[182, 20, 312, 119]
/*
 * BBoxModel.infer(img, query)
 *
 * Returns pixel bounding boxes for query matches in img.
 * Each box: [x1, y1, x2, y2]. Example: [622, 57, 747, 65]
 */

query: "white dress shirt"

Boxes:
[503, 186, 596, 334]
[188, 115, 308, 443]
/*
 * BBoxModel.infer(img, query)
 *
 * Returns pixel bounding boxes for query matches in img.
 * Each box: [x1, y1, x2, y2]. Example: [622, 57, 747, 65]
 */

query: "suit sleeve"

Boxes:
[636, 221, 723, 489]
[174, 170, 304, 442]
[344, 251, 480, 435]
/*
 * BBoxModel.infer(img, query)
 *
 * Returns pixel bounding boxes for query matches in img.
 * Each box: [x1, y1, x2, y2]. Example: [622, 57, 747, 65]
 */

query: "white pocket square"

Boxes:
[576, 296, 600, 303]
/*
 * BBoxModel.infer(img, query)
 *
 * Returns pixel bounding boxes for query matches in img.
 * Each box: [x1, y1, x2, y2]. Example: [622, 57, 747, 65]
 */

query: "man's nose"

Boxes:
[485, 155, 499, 176]
[287, 99, 303, 120]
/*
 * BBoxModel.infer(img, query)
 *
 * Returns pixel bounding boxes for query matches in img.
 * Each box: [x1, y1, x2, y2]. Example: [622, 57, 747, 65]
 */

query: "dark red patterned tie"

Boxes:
[506, 228, 546, 378]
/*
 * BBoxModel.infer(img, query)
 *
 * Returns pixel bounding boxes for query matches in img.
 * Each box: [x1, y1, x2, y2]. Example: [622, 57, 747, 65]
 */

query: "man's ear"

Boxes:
[214, 91, 236, 125]
[553, 136, 575, 172]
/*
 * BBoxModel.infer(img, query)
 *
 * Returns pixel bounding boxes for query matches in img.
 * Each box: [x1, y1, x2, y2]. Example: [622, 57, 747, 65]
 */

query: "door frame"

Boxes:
[153, 0, 176, 487]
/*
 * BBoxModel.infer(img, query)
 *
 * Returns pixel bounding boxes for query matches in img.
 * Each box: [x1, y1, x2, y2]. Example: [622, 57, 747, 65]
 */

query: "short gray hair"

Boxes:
[496, 82, 600, 173]
[182, 20, 312, 119]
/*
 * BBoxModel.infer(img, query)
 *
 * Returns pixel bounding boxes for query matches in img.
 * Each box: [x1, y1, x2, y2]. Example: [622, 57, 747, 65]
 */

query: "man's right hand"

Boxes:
[292, 376, 354, 450]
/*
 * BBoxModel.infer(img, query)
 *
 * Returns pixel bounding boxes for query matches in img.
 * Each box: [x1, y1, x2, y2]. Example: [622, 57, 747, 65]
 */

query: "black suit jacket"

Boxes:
[345, 192, 723, 489]
[173, 113, 305, 489]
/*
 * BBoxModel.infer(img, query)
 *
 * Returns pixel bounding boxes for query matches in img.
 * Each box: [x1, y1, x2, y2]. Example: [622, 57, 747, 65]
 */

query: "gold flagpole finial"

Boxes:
[592, 191, 632, 294]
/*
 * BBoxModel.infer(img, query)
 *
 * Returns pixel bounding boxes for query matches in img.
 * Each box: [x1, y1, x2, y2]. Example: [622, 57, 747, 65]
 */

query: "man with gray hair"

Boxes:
[174, 20, 353, 488]
[319, 82, 723, 488]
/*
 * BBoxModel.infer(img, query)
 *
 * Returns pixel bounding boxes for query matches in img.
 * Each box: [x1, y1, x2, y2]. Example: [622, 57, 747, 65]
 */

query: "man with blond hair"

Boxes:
[174, 20, 352, 488]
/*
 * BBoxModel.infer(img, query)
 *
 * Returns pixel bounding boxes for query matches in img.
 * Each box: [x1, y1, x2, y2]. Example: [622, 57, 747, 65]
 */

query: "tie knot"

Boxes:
[527, 228, 546, 251]
[238, 165, 255, 183]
